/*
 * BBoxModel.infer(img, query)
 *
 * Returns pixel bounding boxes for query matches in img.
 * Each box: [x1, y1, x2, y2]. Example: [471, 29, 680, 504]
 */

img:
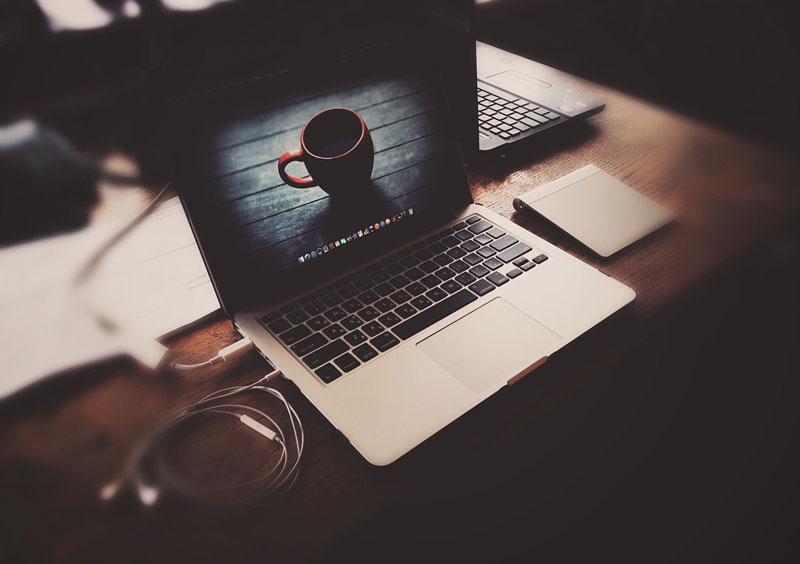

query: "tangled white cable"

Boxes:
[100, 368, 304, 508]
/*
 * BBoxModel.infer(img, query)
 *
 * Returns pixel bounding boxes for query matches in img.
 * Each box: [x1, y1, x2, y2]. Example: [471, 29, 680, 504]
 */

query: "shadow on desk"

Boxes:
[470, 120, 599, 178]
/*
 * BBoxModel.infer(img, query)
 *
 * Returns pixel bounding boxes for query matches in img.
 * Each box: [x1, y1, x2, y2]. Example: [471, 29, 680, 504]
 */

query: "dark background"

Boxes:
[1, 1, 799, 562]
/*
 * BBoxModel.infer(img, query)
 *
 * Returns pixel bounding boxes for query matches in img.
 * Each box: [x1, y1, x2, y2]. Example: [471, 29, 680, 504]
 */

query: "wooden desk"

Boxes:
[2, 78, 799, 563]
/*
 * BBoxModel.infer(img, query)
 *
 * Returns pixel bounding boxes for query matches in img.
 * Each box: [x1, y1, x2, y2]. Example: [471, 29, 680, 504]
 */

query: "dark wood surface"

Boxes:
[2, 74, 799, 563]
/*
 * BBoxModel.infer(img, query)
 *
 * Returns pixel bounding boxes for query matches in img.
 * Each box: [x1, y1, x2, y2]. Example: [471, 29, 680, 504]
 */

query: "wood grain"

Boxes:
[1, 71, 798, 563]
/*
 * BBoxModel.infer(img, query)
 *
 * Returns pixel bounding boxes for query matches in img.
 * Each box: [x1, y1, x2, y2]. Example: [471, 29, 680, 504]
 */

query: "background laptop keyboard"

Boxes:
[259, 214, 548, 384]
[478, 85, 562, 140]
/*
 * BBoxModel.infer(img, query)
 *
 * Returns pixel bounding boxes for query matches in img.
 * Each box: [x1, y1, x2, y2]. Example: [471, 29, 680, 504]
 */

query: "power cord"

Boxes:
[100, 367, 305, 508]
[168, 337, 255, 372]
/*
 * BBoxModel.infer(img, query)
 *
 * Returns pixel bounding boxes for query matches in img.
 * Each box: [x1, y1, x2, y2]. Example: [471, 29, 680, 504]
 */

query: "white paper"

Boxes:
[0, 196, 218, 399]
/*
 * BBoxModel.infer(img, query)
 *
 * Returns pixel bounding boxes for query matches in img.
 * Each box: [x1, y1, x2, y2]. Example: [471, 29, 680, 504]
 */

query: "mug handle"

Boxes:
[278, 149, 317, 188]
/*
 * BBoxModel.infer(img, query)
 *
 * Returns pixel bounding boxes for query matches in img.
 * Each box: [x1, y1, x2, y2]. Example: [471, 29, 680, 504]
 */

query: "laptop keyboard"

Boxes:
[259, 214, 549, 384]
[478, 86, 562, 140]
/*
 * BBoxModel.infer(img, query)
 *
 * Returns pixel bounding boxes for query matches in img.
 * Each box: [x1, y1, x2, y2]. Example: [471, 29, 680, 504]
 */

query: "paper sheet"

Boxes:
[0, 196, 219, 399]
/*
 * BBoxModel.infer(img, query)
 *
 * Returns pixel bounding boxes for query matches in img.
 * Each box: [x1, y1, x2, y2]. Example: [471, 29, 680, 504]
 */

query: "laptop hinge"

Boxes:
[507, 356, 548, 386]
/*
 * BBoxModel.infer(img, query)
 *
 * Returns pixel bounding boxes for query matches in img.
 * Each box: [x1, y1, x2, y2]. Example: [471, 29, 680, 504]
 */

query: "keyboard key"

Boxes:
[405, 267, 425, 280]
[321, 293, 343, 307]
[469, 279, 495, 297]
[433, 253, 454, 266]
[357, 290, 379, 304]
[428, 242, 446, 254]
[353, 343, 379, 363]
[325, 307, 346, 322]
[406, 282, 427, 296]
[455, 272, 477, 286]
[307, 316, 330, 331]
[419, 261, 439, 274]
[379, 312, 402, 327]
[421, 275, 441, 289]
[393, 289, 478, 340]
[389, 275, 410, 289]
[513, 257, 529, 267]
[515, 121, 531, 132]
[474, 233, 492, 245]
[305, 301, 326, 316]
[370, 270, 390, 283]
[374, 298, 395, 313]
[442, 236, 460, 248]
[279, 324, 311, 345]
[400, 255, 419, 268]
[362, 321, 384, 337]
[358, 306, 380, 321]
[261, 311, 281, 323]
[507, 268, 523, 279]
[465, 215, 481, 224]
[303, 339, 349, 370]
[461, 240, 480, 253]
[372, 332, 400, 352]
[279, 302, 299, 314]
[521, 261, 536, 271]
[267, 318, 291, 334]
[344, 330, 367, 346]
[486, 227, 505, 239]
[341, 298, 363, 313]
[477, 246, 497, 259]
[286, 309, 309, 325]
[441, 280, 462, 294]
[468, 220, 493, 234]
[426, 287, 448, 302]
[341, 315, 363, 331]
[483, 257, 503, 270]
[435, 267, 456, 281]
[490, 234, 518, 252]
[450, 259, 469, 273]
[390, 290, 412, 304]
[354, 278, 373, 291]
[444, 236, 466, 255]
[386, 263, 404, 275]
[334, 353, 360, 373]
[395, 303, 417, 319]
[323, 324, 346, 339]
[463, 253, 483, 266]
[454, 230, 474, 241]
[469, 264, 490, 278]
[291, 332, 328, 357]
[521, 117, 541, 129]
[339, 285, 358, 299]
[414, 248, 433, 261]
[452, 221, 467, 231]
[487, 272, 509, 287]
[545, 112, 560, 120]
[375, 282, 395, 296]
[410, 295, 433, 310]
[497, 242, 532, 263]
[315, 363, 341, 384]
[533, 254, 549, 264]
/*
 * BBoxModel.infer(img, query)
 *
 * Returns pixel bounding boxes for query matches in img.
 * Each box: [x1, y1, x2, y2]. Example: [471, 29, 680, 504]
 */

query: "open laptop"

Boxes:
[475, 41, 606, 153]
[171, 3, 634, 466]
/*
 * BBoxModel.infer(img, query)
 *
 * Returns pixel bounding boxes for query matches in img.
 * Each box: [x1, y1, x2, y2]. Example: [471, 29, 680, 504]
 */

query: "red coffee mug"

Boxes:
[278, 108, 374, 195]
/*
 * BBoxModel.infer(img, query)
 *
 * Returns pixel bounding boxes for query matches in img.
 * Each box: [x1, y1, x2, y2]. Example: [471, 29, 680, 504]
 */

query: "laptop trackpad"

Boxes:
[417, 298, 560, 395]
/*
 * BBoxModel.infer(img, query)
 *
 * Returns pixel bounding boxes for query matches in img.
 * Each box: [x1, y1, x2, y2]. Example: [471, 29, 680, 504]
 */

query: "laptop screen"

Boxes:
[172, 6, 474, 314]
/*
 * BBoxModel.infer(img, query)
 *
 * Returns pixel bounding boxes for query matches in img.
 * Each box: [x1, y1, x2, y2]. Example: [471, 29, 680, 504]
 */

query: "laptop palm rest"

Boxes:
[417, 298, 561, 395]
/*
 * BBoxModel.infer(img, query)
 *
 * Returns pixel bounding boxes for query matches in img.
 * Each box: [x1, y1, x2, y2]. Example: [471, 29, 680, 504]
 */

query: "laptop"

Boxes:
[171, 4, 634, 466]
[475, 41, 606, 153]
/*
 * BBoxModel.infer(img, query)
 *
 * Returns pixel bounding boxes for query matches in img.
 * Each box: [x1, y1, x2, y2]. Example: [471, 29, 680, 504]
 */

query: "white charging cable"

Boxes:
[168, 337, 255, 372]
[100, 367, 305, 508]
